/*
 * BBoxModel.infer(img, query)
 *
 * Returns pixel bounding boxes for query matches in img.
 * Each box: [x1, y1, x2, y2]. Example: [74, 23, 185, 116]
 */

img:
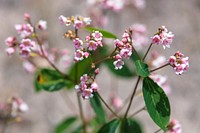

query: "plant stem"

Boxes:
[143, 43, 153, 61]
[93, 56, 111, 65]
[129, 106, 146, 118]
[154, 128, 162, 133]
[124, 76, 141, 118]
[150, 63, 170, 73]
[77, 93, 87, 133]
[97, 92, 120, 118]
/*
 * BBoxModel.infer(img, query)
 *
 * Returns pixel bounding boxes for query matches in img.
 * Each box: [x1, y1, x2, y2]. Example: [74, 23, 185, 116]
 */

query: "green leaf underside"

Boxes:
[35, 68, 70, 92]
[98, 119, 120, 133]
[124, 119, 143, 133]
[134, 60, 150, 77]
[54, 116, 77, 133]
[85, 27, 117, 39]
[90, 92, 106, 124]
[142, 77, 170, 131]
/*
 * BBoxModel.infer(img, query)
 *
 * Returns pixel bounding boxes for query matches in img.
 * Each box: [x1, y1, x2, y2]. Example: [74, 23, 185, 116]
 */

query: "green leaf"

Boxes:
[90, 92, 106, 124]
[98, 119, 120, 133]
[123, 118, 143, 133]
[54, 116, 77, 133]
[142, 77, 170, 131]
[85, 27, 117, 39]
[34, 68, 70, 92]
[134, 60, 150, 77]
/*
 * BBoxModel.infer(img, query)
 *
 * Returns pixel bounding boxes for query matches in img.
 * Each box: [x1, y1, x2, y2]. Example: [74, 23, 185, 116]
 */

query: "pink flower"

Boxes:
[92, 31, 103, 41]
[24, 13, 30, 21]
[74, 19, 84, 29]
[150, 51, 166, 69]
[6, 47, 15, 55]
[91, 82, 99, 92]
[120, 48, 132, 59]
[58, 15, 71, 26]
[87, 40, 98, 51]
[114, 39, 124, 48]
[132, 0, 146, 10]
[151, 26, 174, 49]
[113, 59, 124, 70]
[73, 38, 83, 49]
[168, 51, 189, 75]
[167, 119, 182, 133]
[111, 95, 123, 109]
[5, 36, 16, 47]
[37, 20, 47, 30]
[15, 24, 34, 38]
[22, 61, 36, 73]
[74, 49, 85, 62]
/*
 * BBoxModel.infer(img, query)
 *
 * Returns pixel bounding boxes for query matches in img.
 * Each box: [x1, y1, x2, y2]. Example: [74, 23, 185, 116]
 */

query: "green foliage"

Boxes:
[34, 68, 70, 92]
[85, 27, 117, 39]
[54, 116, 78, 133]
[134, 60, 150, 77]
[142, 77, 170, 131]
[90, 92, 106, 124]
[122, 118, 143, 133]
[98, 119, 120, 133]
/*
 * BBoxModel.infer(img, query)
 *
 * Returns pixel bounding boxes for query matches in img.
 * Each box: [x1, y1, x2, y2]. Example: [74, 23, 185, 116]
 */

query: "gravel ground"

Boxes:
[0, 0, 200, 133]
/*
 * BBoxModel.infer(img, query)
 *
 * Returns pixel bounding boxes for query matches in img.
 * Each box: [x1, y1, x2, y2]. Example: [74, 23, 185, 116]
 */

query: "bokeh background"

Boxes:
[0, 0, 200, 132]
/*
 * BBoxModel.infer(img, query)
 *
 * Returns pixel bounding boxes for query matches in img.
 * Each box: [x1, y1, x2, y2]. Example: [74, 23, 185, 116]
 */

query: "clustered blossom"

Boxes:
[151, 26, 174, 49]
[73, 31, 103, 62]
[150, 74, 171, 95]
[130, 23, 148, 50]
[113, 31, 132, 69]
[167, 119, 182, 133]
[19, 38, 36, 58]
[0, 96, 28, 119]
[15, 23, 34, 38]
[169, 51, 189, 75]
[58, 15, 91, 29]
[75, 69, 100, 99]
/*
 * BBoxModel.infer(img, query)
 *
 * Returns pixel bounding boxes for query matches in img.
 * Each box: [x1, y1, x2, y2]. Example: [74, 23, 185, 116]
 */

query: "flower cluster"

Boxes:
[0, 96, 28, 119]
[169, 51, 189, 75]
[5, 13, 47, 58]
[130, 23, 148, 50]
[167, 119, 182, 133]
[75, 68, 100, 99]
[151, 26, 174, 49]
[113, 31, 132, 69]
[59, 15, 91, 29]
[73, 31, 103, 62]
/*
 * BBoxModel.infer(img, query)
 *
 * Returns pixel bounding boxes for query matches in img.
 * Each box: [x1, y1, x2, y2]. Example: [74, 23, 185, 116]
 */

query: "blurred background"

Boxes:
[0, 0, 200, 132]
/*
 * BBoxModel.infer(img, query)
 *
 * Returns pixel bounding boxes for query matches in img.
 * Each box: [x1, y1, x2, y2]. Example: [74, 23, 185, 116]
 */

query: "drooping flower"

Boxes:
[168, 51, 189, 75]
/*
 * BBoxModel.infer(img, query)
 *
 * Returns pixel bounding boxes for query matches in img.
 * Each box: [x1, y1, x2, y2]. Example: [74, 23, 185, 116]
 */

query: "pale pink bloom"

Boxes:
[37, 20, 47, 30]
[168, 51, 189, 75]
[113, 59, 124, 70]
[24, 13, 30, 20]
[84, 52, 90, 58]
[82, 89, 93, 99]
[114, 39, 124, 48]
[132, 0, 146, 9]
[85, 35, 91, 41]
[58, 15, 71, 26]
[74, 49, 85, 62]
[151, 26, 174, 49]
[150, 51, 166, 69]
[94, 68, 100, 75]
[15, 24, 34, 38]
[131, 23, 147, 34]
[167, 119, 182, 133]
[87, 40, 98, 51]
[150, 74, 171, 95]
[22, 61, 36, 73]
[6, 47, 15, 55]
[73, 38, 83, 49]
[20, 38, 35, 48]
[20, 47, 31, 58]
[92, 31, 103, 41]
[74, 19, 84, 29]
[91, 82, 99, 92]
[5, 36, 16, 47]
[83, 17, 92, 25]
[120, 48, 132, 59]
[81, 74, 88, 83]
[111, 95, 123, 109]
[114, 54, 122, 60]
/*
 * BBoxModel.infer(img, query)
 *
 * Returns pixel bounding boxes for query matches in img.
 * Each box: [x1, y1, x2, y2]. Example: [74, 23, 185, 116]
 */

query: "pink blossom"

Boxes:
[132, 0, 146, 10]
[73, 38, 83, 49]
[22, 61, 36, 73]
[37, 20, 47, 30]
[150, 51, 166, 69]
[15, 24, 34, 38]
[5, 36, 16, 47]
[24, 13, 30, 21]
[113, 59, 124, 70]
[74, 19, 84, 29]
[58, 15, 71, 26]
[87, 40, 98, 51]
[91, 82, 99, 92]
[84, 52, 90, 58]
[6, 47, 15, 55]
[120, 48, 132, 59]
[167, 119, 182, 133]
[111, 95, 123, 109]
[114, 39, 124, 48]
[168, 51, 189, 75]
[74, 49, 85, 62]
[92, 31, 103, 41]
[94, 68, 100, 75]
[151, 26, 174, 49]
